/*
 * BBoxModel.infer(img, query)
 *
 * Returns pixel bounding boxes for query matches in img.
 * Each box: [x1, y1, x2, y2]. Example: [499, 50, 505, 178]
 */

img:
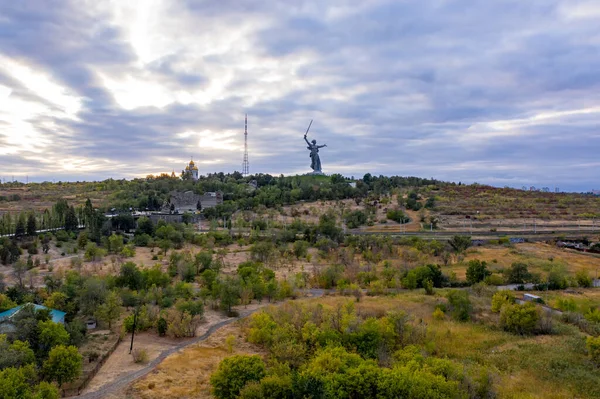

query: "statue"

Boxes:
[303, 120, 327, 174]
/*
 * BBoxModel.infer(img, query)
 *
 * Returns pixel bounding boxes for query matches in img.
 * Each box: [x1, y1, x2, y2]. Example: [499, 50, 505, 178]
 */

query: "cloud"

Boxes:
[0, 0, 598, 191]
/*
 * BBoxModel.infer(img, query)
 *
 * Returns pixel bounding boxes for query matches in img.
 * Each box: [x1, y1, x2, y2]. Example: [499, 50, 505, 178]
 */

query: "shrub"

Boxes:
[491, 291, 516, 313]
[576, 270, 593, 288]
[132, 348, 149, 364]
[446, 290, 472, 321]
[432, 308, 445, 320]
[500, 303, 539, 335]
[386, 209, 409, 224]
[585, 308, 600, 323]
[586, 336, 600, 365]
[556, 298, 577, 312]
[503, 262, 531, 284]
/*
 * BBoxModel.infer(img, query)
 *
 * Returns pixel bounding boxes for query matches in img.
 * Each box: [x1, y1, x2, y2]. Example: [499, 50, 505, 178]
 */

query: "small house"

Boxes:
[0, 303, 66, 333]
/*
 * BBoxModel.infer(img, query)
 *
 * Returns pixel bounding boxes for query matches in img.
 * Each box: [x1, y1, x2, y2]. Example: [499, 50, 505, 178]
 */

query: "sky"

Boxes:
[0, 0, 599, 191]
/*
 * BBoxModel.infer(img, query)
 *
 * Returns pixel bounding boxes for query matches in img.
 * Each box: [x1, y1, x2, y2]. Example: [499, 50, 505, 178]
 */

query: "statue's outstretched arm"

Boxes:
[304, 136, 311, 146]
[317, 144, 327, 148]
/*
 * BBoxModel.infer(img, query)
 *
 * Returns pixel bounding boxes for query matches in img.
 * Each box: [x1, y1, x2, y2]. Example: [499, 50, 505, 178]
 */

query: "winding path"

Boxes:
[70, 290, 325, 399]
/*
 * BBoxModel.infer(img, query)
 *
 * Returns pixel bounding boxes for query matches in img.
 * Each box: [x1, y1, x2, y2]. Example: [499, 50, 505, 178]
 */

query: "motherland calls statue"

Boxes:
[303, 120, 327, 174]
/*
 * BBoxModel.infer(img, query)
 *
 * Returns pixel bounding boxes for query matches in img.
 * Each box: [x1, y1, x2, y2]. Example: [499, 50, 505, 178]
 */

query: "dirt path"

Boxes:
[67, 309, 257, 399]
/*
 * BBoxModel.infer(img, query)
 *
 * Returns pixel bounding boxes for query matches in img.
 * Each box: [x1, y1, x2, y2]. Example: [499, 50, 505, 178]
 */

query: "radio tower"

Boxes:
[242, 114, 249, 176]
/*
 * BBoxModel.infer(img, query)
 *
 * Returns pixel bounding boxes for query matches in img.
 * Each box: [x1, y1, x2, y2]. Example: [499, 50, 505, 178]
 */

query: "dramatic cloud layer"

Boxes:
[0, 0, 599, 190]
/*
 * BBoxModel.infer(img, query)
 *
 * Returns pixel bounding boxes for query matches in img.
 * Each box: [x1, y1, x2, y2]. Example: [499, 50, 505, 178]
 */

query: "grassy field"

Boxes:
[126, 292, 600, 399]
[129, 323, 265, 399]
[459, 242, 600, 279]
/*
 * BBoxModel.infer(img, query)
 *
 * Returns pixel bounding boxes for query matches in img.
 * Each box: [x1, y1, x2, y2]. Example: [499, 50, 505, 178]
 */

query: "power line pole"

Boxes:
[242, 114, 249, 176]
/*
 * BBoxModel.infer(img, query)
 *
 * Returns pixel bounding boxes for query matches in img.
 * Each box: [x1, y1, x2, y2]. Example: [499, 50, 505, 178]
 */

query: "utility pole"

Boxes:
[129, 305, 139, 354]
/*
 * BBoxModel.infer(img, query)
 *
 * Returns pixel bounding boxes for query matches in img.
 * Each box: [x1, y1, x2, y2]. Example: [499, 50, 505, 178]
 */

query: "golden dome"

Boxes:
[189, 160, 195, 166]
[191, 165, 198, 170]
[185, 165, 190, 170]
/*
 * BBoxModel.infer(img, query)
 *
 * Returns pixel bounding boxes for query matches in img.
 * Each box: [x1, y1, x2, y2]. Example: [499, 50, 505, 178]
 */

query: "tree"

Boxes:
[38, 320, 70, 355]
[0, 336, 35, 370]
[108, 234, 124, 254]
[117, 262, 145, 291]
[43, 345, 82, 387]
[448, 235, 471, 254]
[14, 213, 26, 238]
[12, 260, 27, 289]
[26, 213, 37, 237]
[386, 209, 409, 224]
[0, 293, 16, 311]
[292, 240, 309, 259]
[64, 206, 78, 233]
[344, 210, 368, 229]
[219, 277, 241, 315]
[195, 251, 213, 274]
[210, 355, 266, 399]
[95, 291, 122, 330]
[504, 262, 531, 284]
[79, 278, 108, 316]
[0, 364, 38, 399]
[466, 260, 490, 285]
[136, 216, 154, 236]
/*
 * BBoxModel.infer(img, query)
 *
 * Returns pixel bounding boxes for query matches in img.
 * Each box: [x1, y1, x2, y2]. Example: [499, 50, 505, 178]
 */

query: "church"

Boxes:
[183, 159, 199, 181]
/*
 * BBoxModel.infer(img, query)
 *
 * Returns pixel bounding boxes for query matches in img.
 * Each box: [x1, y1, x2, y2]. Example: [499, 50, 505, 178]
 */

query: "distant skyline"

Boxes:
[0, 1, 599, 192]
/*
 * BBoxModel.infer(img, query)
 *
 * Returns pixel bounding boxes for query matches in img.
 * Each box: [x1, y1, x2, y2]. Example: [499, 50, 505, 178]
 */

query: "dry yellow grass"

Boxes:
[455, 242, 600, 279]
[128, 323, 266, 399]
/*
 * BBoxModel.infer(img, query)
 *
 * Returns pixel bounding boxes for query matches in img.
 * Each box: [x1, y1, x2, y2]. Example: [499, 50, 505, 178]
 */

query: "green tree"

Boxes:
[14, 213, 26, 238]
[108, 234, 124, 254]
[0, 293, 16, 312]
[26, 213, 37, 237]
[504, 262, 531, 284]
[38, 320, 70, 354]
[0, 336, 35, 370]
[219, 277, 241, 314]
[292, 240, 310, 259]
[43, 345, 82, 387]
[0, 364, 38, 399]
[137, 217, 154, 236]
[117, 262, 145, 291]
[95, 291, 122, 330]
[77, 231, 88, 249]
[79, 278, 108, 317]
[210, 355, 266, 399]
[64, 206, 78, 233]
[466, 260, 490, 285]
[448, 235, 471, 254]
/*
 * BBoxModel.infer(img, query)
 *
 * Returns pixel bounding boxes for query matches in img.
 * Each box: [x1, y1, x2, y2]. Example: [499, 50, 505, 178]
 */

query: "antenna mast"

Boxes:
[242, 114, 249, 176]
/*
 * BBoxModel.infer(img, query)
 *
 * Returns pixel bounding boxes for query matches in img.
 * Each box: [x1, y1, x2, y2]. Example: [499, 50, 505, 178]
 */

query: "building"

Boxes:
[199, 191, 223, 209]
[183, 159, 199, 181]
[161, 190, 223, 214]
[0, 303, 66, 333]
